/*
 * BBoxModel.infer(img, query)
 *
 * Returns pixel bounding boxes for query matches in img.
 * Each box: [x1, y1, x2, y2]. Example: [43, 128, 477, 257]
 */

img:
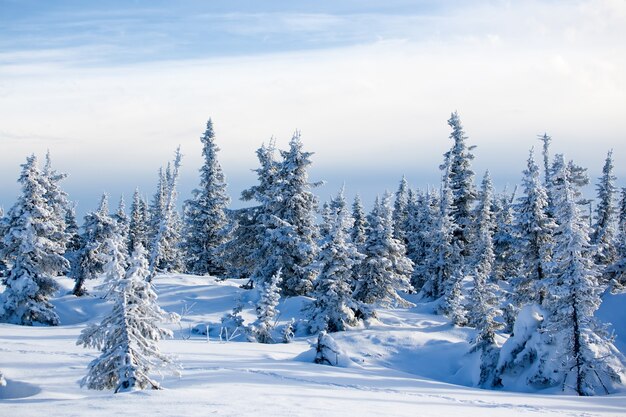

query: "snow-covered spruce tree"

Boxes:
[351, 194, 368, 250]
[492, 190, 519, 283]
[354, 193, 414, 308]
[77, 243, 179, 393]
[0, 155, 69, 325]
[407, 189, 436, 292]
[308, 188, 364, 334]
[220, 142, 278, 281]
[128, 188, 149, 256]
[512, 149, 556, 308]
[148, 148, 184, 278]
[147, 167, 166, 245]
[182, 119, 231, 276]
[319, 201, 332, 241]
[528, 161, 626, 395]
[0, 207, 7, 276]
[392, 175, 410, 244]
[538, 133, 552, 189]
[64, 204, 81, 256]
[443, 111, 477, 258]
[250, 133, 320, 296]
[423, 162, 461, 301]
[0, 370, 5, 386]
[439, 268, 467, 326]
[607, 188, 626, 288]
[467, 172, 503, 386]
[40, 151, 71, 256]
[71, 194, 118, 296]
[251, 270, 282, 344]
[114, 196, 129, 243]
[591, 150, 618, 283]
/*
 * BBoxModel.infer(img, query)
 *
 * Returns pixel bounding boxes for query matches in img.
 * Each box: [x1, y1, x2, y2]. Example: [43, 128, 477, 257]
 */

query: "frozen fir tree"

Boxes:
[354, 193, 414, 308]
[0, 207, 7, 276]
[538, 133, 552, 188]
[351, 194, 368, 250]
[319, 201, 332, 241]
[40, 151, 71, 254]
[71, 194, 118, 296]
[128, 189, 149, 256]
[512, 149, 556, 308]
[64, 203, 81, 256]
[221, 142, 278, 281]
[77, 244, 179, 393]
[439, 268, 467, 326]
[607, 188, 626, 289]
[467, 173, 503, 386]
[0, 155, 69, 325]
[407, 189, 437, 292]
[250, 133, 320, 296]
[443, 111, 477, 258]
[492, 190, 519, 283]
[591, 150, 618, 282]
[527, 162, 626, 395]
[308, 188, 363, 334]
[392, 175, 410, 244]
[183, 119, 231, 276]
[149, 148, 184, 277]
[422, 164, 460, 300]
[114, 195, 129, 242]
[251, 270, 282, 344]
[148, 167, 166, 244]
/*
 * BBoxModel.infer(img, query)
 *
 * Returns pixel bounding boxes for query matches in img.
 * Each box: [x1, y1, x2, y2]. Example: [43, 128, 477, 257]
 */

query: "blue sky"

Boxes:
[1, 0, 625, 216]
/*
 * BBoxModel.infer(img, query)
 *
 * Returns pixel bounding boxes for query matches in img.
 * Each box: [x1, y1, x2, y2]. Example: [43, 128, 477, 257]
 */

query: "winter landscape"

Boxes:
[2, 1, 626, 416]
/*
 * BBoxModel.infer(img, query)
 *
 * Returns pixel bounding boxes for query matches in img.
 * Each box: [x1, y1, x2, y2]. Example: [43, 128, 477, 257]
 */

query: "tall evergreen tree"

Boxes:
[591, 150, 618, 282]
[467, 172, 503, 386]
[78, 243, 179, 392]
[443, 111, 477, 258]
[114, 196, 129, 242]
[250, 133, 320, 296]
[492, 190, 519, 283]
[220, 142, 278, 281]
[40, 151, 71, 255]
[607, 188, 626, 288]
[148, 148, 184, 278]
[0, 156, 69, 325]
[309, 188, 363, 333]
[392, 175, 410, 243]
[351, 194, 368, 250]
[354, 193, 414, 308]
[71, 194, 118, 296]
[528, 161, 626, 395]
[512, 149, 556, 308]
[128, 189, 149, 256]
[183, 119, 231, 276]
[64, 204, 81, 255]
[538, 133, 552, 188]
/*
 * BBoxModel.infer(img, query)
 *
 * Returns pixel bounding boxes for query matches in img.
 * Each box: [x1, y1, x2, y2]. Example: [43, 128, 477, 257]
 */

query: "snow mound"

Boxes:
[0, 380, 41, 400]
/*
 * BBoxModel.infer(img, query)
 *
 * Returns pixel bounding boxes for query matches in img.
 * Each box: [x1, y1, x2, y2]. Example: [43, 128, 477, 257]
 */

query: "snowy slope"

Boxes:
[1, 274, 625, 416]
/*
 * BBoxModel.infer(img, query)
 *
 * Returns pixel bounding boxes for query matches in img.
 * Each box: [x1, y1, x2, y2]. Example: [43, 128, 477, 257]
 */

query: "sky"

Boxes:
[1, 0, 625, 216]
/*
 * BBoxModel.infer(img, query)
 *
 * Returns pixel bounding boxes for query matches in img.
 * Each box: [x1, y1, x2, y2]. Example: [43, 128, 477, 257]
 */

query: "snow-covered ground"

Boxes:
[1, 274, 625, 416]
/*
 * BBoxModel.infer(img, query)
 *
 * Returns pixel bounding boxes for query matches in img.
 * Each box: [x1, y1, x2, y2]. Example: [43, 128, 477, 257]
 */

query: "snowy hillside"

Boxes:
[1, 274, 625, 417]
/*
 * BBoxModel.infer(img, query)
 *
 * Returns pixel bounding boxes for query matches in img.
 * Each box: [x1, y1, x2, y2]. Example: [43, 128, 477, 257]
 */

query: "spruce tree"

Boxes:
[114, 195, 129, 243]
[529, 161, 626, 395]
[0, 155, 69, 325]
[467, 172, 503, 386]
[351, 194, 368, 250]
[607, 188, 626, 288]
[591, 150, 618, 283]
[250, 133, 320, 296]
[407, 189, 436, 292]
[148, 148, 184, 277]
[251, 270, 282, 344]
[40, 151, 71, 255]
[392, 175, 409, 243]
[309, 188, 363, 334]
[443, 111, 477, 258]
[183, 119, 231, 276]
[78, 243, 179, 392]
[354, 193, 414, 308]
[64, 204, 81, 255]
[128, 189, 149, 256]
[221, 142, 278, 281]
[71, 194, 118, 296]
[512, 149, 556, 308]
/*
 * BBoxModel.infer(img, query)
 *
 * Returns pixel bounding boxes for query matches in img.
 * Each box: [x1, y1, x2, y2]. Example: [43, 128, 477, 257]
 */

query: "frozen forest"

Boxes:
[2, 113, 626, 416]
